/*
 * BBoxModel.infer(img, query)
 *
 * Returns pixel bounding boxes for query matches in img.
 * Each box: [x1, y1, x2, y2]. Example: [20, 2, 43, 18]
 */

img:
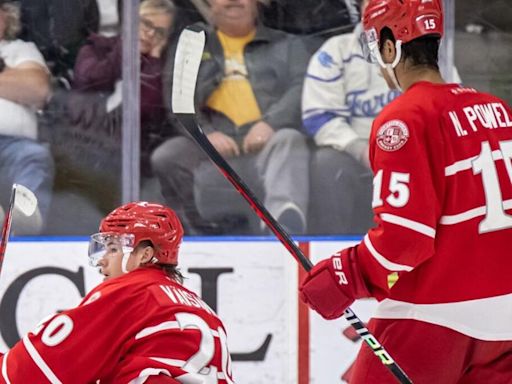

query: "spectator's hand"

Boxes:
[361, 143, 370, 169]
[243, 121, 274, 154]
[346, 140, 371, 169]
[207, 131, 240, 158]
[149, 38, 167, 58]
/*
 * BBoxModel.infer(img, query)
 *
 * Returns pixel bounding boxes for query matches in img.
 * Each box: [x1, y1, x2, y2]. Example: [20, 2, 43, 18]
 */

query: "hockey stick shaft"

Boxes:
[180, 116, 311, 269]
[175, 114, 412, 384]
[0, 185, 17, 271]
[172, 26, 412, 384]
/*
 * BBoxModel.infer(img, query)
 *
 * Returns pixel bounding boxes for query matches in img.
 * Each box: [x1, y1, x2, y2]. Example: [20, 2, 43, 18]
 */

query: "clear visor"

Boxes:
[88, 232, 135, 267]
[360, 27, 380, 64]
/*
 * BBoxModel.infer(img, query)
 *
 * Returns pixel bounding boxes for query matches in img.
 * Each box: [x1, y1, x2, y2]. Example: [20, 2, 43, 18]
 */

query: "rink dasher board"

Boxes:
[0, 238, 377, 384]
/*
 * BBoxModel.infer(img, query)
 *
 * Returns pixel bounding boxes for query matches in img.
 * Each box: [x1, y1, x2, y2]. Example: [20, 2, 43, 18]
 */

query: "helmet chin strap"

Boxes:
[121, 248, 158, 273]
[121, 246, 133, 273]
[375, 40, 403, 91]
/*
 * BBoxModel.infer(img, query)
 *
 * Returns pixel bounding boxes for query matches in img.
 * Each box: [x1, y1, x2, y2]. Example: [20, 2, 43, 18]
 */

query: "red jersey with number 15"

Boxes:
[0, 267, 234, 383]
[346, 81, 512, 341]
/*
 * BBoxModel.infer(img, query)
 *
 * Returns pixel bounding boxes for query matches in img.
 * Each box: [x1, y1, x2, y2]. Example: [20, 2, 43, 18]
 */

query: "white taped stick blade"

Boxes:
[172, 27, 206, 114]
[13, 184, 38, 217]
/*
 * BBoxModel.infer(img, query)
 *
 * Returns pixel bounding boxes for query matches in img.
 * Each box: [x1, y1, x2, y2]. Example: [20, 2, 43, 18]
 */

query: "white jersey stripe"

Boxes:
[375, 293, 512, 341]
[150, 357, 185, 368]
[364, 235, 414, 272]
[444, 156, 476, 176]
[136, 321, 221, 340]
[22, 336, 62, 384]
[445, 150, 502, 176]
[135, 321, 179, 339]
[2, 351, 11, 384]
[149, 357, 227, 379]
[381, 213, 436, 238]
[129, 368, 172, 384]
[440, 199, 512, 225]
[440, 206, 486, 225]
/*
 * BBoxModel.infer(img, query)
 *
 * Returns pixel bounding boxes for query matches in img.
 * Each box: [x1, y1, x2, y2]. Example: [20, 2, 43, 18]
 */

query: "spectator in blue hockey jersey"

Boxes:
[302, 0, 399, 234]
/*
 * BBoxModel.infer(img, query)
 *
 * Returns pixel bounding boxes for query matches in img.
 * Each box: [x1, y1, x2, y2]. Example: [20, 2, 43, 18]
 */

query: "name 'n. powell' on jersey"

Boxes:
[447, 96, 512, 136]
[300, 0, 512, 383]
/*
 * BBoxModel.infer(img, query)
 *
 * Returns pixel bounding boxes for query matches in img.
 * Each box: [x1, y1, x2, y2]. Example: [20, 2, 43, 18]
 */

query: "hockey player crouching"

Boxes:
[300, 0, 512, 383]
[0, 202, 234, 383]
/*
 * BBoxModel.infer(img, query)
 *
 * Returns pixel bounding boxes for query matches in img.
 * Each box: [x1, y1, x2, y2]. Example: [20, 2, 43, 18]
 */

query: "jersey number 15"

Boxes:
[371, 140, 512, 235]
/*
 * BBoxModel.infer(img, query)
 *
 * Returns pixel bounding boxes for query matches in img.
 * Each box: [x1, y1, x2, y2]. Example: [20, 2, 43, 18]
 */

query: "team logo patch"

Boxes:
[376, 120, 409, 151]
[317, 51, 335, 68]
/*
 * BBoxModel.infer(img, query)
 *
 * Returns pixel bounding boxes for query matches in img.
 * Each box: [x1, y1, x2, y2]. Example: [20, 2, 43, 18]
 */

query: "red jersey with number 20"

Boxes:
[0, 267, 234, 383]
[347, 81, 512, 341]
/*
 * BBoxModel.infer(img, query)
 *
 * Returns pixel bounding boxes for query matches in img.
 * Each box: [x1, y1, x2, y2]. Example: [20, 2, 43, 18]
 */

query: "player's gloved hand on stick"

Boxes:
[300, 248, 370, 319]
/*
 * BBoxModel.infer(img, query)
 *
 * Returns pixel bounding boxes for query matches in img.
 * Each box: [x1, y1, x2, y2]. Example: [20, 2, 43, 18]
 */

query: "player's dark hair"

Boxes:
[160, 264, 185, 284]
[380, 27, 440, 70]
[137, 240, 185, 284]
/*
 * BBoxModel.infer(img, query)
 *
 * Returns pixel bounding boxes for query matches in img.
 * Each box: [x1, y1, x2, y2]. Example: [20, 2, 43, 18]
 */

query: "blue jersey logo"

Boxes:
[317, 51, 335, 68]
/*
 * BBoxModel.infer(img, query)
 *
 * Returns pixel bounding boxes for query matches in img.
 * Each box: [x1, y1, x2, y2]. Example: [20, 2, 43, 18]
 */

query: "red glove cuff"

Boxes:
[299, 248, 370, 319]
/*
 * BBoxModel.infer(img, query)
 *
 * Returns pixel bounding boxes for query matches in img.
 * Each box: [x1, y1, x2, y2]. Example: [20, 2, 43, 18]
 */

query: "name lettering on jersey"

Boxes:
[448, 111, 468, 136]
[450, 86, 477, 95]
[449, 102, 512, 137]
[159, 285, 215, 315]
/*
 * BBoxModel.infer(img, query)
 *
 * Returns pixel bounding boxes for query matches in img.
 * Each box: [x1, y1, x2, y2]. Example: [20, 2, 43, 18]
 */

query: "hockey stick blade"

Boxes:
[172, 25, 205, 115]
[0, 184, 39, 273]
[172, 26, 413, 384]
[13, 184, 38, 217]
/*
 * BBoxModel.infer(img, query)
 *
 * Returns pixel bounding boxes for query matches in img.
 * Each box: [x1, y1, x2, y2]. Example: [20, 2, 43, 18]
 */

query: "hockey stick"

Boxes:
[172, 26, 413, 384]
[0, 184, 39, 273]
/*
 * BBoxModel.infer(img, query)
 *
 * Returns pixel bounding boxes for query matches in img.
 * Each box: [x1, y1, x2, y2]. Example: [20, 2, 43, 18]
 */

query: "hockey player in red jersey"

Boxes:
[0, 202, 234, 383]
[300, 0, 512, 382]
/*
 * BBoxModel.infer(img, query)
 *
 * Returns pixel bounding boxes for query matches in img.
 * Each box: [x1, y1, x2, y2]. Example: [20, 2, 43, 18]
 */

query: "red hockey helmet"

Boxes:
[363, 0, 443, 46]
[96, 201, 184, 265]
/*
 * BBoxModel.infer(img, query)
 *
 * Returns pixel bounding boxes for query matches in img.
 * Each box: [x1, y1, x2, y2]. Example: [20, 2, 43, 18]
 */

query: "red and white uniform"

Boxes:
[349, 82, 512, 338]
[347, 81, 512, 383]
[0, 267, 234, 383]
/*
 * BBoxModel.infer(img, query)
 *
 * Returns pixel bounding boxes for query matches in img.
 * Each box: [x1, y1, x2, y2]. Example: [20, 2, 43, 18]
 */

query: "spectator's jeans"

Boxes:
[0, 135, 54, 225]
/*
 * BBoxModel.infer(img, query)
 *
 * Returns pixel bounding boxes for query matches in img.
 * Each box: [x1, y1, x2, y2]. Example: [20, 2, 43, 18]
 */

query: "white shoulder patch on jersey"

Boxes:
[376, 119, 409, 151]
[83, 291, 102, 306]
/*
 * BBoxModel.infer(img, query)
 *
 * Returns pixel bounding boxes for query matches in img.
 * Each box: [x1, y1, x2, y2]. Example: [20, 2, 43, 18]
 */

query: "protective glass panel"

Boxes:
[454, 0, 512, 105]
[17, 0, 509, 237]
[155, 1, 362, 237]
[34, 0, 123, 235]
